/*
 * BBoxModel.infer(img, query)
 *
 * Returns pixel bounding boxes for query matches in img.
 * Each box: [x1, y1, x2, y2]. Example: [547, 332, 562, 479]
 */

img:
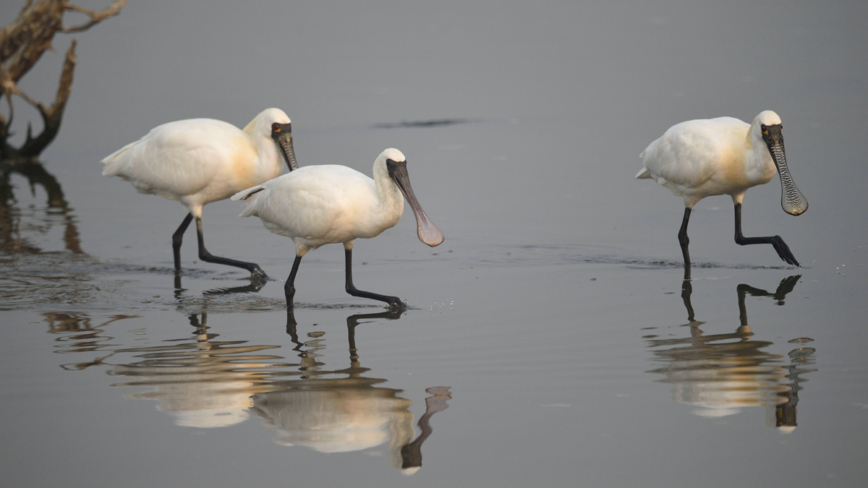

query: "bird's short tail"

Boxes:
[100, 141, 137, 176]
[635, 149, 652, 179]
[635, 147, 657, 180]
[231, 185, 266, 217]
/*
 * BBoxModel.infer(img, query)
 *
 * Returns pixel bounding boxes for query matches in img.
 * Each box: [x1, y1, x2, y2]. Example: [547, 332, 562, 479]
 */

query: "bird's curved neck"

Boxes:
[744, 120, 776, 184]
[244, 123, 281, 174]
[373, 160, 404, 221]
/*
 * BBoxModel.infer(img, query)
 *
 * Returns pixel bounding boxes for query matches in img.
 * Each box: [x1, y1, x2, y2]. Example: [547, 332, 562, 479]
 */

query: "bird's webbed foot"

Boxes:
[250, 266, 269, 282]
[386, 296, 407, 311]
[770, 235, 799, 267]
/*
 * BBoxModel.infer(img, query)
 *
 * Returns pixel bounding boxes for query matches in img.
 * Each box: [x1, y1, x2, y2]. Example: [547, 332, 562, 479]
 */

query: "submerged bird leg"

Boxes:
[678, 207, 692, 266]
[733, 203, 799, 267]
[344, 249, 404, 308]
[681, 266, 696, 323]
[172, 213, 194, 271]
[285, 314, 298, 337]
[284, 255, 303, 309]
[194, 217, 268, 278]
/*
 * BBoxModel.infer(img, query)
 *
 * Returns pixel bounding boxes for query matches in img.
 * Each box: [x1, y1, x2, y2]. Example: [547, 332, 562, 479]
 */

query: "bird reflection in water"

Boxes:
[646, 269, 816, 431]
[111, 312, 285, 428]
[255, 310, 452, 474]
[45, 309, 452, 472]
[48, 311, 285, 428]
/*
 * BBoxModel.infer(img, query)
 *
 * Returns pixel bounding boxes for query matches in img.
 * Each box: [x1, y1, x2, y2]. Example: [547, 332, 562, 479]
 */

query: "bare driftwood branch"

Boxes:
[0, 0, 126, 161]
[62, 1, 126, 33]
[15, 39, 76, 158]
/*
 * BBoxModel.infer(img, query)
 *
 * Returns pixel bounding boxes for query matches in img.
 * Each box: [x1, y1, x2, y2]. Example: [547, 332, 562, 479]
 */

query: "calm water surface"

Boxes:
[2, 1, 868, 487]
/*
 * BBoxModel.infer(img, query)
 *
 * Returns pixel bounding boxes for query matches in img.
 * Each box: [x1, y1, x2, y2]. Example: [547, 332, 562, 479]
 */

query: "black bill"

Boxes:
[762, 124, 808, 216]
[271, 123, 299, 171]
[387, 159, 445, 247]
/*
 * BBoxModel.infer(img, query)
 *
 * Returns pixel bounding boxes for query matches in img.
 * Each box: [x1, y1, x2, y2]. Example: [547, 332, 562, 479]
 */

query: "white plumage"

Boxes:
[102, 108, 299, 276]
[233, 148, 444, 308]
[637, 115, 773, 207]
[637, 110, 806, 266]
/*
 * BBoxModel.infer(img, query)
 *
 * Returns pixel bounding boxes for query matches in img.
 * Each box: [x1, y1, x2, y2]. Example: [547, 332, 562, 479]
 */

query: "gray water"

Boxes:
[2, 1, 868, 486]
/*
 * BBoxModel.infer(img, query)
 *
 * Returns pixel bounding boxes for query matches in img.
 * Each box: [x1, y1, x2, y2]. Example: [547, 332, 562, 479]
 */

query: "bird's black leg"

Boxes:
[172, 213, 194, 271]
[284, 255, 303, 309]
[733, 203, 799, 266]
[681, 265, 696, 323]
[678, 207, 692, 266]
[344, 248, 404, 308]
[194, 217, 268, 278]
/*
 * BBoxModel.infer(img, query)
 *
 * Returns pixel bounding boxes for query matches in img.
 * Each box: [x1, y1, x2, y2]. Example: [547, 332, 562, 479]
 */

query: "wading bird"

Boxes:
[636, 110, 807, 266]
[102, 108, 299, 278]
[232, 148, 444, 308]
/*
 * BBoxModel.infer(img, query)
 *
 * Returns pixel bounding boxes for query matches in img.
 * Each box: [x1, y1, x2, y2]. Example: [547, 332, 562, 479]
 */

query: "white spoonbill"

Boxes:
[102, 108, 299, 278]
[231, 148, 444, 308]
[636, 110, 807, 266]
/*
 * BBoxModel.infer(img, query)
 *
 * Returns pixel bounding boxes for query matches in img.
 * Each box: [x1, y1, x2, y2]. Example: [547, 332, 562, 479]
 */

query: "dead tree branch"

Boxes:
[0, 0, 126, 162]
[62, 1, 126, 33]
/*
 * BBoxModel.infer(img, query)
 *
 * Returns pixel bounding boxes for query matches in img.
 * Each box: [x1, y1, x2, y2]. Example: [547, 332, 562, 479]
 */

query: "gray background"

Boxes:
[1, 1, 867, 486]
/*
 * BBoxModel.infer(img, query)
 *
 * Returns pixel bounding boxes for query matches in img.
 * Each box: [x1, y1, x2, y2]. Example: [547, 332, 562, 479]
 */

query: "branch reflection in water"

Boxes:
[645, 269, 817, 431]
[46, 312, 136, 370]
[0, 160, 83, 255]
[0, 161, 96, 308]
[45, 309, 452, 473]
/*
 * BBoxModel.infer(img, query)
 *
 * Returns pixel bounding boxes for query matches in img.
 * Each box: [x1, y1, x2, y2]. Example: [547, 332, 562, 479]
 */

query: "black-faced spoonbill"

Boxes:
[102, 108, 299, 278]
[231, 148, 444, 308]
[636, 110, 807, 266]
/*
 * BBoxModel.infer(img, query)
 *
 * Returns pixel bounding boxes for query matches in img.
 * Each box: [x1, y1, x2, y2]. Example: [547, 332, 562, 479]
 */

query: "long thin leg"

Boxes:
[284, 255, 303, 309]
[681, 266, 696, 323]
[172, 213, 194, 271]
[173, 273, 185, 300]
[344, 248, 404, 307]
[678, 207, 691, 266]
[195, 217, 268, 278]
[733, 203, 799, 266]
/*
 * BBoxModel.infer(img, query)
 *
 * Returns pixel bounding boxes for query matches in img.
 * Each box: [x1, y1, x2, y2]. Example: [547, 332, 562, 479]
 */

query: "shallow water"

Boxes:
[2, 1, 868, 486]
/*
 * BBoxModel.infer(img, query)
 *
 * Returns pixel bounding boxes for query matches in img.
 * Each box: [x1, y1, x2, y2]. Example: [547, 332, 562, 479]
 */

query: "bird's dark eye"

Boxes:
[272, 123, 281, 133]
